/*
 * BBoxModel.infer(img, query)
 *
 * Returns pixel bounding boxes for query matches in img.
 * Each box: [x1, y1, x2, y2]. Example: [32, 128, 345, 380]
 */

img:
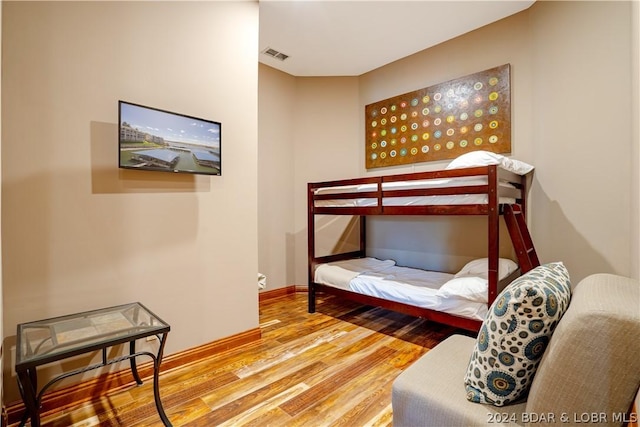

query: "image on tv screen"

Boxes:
[119, 101, 221, 176]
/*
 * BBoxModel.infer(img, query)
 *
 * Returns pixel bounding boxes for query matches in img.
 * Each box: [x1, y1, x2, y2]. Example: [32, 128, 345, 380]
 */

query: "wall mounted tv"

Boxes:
[119, 101, 221, 176]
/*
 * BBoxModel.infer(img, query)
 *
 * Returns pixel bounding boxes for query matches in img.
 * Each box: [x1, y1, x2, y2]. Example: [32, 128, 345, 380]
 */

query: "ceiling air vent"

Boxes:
[262, 47, 289, 61]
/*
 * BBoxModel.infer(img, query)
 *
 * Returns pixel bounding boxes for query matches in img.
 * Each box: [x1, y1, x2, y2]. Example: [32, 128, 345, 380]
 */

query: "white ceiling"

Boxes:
[259, 1, 536, 77]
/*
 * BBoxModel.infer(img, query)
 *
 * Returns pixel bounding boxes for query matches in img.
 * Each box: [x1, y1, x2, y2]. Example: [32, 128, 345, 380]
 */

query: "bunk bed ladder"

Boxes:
[503, 204, 540, 273]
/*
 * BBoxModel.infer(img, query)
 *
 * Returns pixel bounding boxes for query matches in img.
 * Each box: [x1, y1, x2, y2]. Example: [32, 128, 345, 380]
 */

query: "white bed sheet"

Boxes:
[314, 177, 517, 207]
[314, 257, 396, 289]
[314, 257, 488, 321]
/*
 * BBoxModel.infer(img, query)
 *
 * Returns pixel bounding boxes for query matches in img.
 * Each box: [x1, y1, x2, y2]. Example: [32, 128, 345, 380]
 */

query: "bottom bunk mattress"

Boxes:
[314, 257, 517, 321]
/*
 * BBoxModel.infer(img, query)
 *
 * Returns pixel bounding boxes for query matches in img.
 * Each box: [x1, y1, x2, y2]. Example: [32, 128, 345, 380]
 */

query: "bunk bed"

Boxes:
[307, 153, 539, 332]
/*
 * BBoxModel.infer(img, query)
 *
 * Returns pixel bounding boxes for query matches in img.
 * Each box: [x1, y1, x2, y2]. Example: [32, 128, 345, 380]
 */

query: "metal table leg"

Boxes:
[153, 333, 172, 427]
[17, 368, 40, 427]
[17, 341, 172, 427]
[130, 340, 143, 385]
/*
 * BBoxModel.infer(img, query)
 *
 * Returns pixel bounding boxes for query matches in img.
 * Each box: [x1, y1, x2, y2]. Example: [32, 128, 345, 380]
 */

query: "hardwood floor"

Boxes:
[15, 293, 470, 427]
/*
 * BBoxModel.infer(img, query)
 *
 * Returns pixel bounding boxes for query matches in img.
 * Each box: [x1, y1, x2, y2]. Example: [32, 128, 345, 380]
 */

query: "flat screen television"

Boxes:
[119, 101, 221, 176]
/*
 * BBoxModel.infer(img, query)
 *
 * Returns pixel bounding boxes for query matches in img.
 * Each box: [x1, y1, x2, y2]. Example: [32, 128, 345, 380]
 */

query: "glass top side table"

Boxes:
[15, 302, 172, 427]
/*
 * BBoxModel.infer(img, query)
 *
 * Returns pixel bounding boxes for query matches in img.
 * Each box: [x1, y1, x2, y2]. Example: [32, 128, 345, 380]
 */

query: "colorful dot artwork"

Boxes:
[365, 64, 511, 169]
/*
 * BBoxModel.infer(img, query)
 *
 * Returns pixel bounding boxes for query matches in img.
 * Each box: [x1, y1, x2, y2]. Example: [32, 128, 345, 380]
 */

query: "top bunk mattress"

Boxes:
[313, 176, 517, 207]
[310, 151, 534, 209]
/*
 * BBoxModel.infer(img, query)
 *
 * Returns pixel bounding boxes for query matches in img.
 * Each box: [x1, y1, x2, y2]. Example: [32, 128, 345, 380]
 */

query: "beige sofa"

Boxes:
[392, 273, 640, 426]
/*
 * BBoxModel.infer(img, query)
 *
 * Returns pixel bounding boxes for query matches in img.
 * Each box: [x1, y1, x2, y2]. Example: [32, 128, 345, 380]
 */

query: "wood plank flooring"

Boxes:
[14, 293, 471, 427]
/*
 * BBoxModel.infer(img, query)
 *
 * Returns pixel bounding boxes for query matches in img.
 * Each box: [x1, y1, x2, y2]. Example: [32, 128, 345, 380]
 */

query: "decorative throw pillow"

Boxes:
[464, 262, 571, 406]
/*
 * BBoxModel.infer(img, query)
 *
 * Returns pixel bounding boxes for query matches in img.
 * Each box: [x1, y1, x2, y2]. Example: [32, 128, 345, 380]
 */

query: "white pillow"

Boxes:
[445, 150, 534, 175]
[454, 257, 518, 281]
[436, 276, 488, 303]
[500, 156, 535, 175]
[445, 150, 502, 169]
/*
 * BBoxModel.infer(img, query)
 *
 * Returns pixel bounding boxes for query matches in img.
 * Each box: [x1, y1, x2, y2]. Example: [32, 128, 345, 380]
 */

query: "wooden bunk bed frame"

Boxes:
[307, 164, 540, 332]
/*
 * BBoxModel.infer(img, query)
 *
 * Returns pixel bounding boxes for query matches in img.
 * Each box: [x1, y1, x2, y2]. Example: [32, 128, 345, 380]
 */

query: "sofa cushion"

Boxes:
[464, 262, 571, 406]
[392, 334, 527, 427]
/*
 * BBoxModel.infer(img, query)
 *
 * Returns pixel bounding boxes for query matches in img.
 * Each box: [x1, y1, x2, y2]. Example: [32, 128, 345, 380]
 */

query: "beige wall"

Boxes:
[258, 67, 366, 288]
[292, 77, 361, 284]
[259, 1, 637, 288]
[526, 1, 632, 281]
[2, 1, 258, 403]
[257, 64, 296, 290]
[633, 0, 640, 280]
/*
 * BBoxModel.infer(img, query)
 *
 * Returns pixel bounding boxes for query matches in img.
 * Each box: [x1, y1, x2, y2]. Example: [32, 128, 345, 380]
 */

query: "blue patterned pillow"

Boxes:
[464, 262, 571, 406]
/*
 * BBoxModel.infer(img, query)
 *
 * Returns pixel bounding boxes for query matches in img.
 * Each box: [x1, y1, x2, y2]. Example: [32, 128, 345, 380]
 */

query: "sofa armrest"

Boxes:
[525, 274, 640, 425]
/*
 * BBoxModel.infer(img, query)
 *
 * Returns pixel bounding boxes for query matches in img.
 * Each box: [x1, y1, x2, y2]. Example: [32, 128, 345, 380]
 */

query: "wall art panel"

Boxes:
[365, 64, 511, 169]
